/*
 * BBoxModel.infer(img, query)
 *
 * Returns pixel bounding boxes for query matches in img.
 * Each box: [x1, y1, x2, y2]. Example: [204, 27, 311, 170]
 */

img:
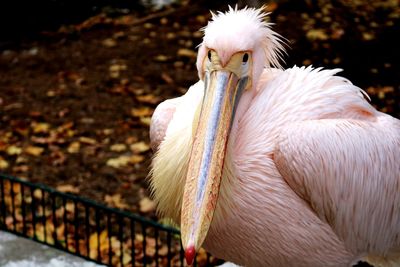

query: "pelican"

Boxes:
[149, 7, 400, 267]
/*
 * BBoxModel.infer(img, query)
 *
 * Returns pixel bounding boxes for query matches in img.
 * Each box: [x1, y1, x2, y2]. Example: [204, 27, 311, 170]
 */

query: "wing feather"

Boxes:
[274, 115, 400, 255]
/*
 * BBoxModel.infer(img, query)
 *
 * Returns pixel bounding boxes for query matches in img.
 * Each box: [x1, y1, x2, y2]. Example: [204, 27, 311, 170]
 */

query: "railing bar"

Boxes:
[180, 241, 184, 267]
[142, 225, 147, 266]
[21, 185, 27, 236]
[107, 212, 112, 266]
[155, 228, 159, 267]
[118, 215, 124, 267]
[31, 188, 37, 241]
[10, 180, 16, 231]
[63, 198, 68, 251]
[41, 189, 47, 243]
[0, 174, 179, 233]
[194, 252, 197, 267]
[74, 200, 80, 255]
[95, 208, 101, 262]
[51, 193, 58, 246]
[167, 231, 172, 267]
[130, 219, 135, 267]
[0, 178, 6, 226]
[85, 205, 90, 258]
[0, 174, 203, 267]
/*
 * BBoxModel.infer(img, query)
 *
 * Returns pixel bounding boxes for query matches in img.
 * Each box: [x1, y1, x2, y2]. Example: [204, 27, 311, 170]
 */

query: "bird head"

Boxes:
[181, 6, 285, 265]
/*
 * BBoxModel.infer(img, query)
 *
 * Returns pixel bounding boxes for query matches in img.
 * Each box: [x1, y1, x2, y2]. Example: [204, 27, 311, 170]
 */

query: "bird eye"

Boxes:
[207, 51, 212, 61]
[242, 53, 249, 63]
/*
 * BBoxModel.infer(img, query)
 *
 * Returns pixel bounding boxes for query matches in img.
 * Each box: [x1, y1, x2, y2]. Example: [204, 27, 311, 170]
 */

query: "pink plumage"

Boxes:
[149, 7, 400, 267]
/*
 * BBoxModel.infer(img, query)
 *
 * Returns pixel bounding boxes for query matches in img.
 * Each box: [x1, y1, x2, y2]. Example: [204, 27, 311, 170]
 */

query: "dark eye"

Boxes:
[207, 51, 212, 61]
[242, 53, 249, 63]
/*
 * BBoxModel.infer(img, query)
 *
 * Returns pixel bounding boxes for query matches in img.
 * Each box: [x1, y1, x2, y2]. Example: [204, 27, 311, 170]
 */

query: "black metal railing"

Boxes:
[0, 173, 220, 266]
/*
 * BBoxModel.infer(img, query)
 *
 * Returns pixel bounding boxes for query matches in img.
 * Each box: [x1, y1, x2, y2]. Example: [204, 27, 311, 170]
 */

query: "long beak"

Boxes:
[181, 70, 245, 265]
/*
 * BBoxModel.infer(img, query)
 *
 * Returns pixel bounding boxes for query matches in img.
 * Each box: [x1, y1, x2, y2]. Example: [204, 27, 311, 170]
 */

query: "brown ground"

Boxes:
[0, 0, 399, 222]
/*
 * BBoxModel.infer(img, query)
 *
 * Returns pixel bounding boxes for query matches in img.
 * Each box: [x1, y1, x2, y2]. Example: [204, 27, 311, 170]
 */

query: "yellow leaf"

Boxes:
[56, 184, 80, 194]
[79, 137, 97, 145]
[106, 155, 144, 168]
[110, 143, 127, 152]
[129, 155, 145, 164]
[362, 32, 375, 41]
[33, 189, 43, 199]
[67, 141, 80, 153]
[0, 157, 9, 169]
[130, 141, 150, 153]
[105, 194, 129, 210]
[136, 94, 160, 104]
[177, 48, 197, 58]
[154, 54, 169, 62]
[106, 155, 131, 168]
[122, 253, 132, 265]
[25, 145, 44, 156]
[102, 38, 117, 47]
[139, 117, 151, 126]
[139, 197, 155, 213]
[130, 107, 153, 117]
[65, 202, 75, 213]
[89, 230, 109, 259]
[31, 122, 50, 134]
[306, 29, 329, 41]
[6, 145, 22, 155]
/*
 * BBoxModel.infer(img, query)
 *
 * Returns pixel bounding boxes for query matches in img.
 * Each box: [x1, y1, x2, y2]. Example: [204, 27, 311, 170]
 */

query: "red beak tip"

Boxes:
[185, 245, 196, 266]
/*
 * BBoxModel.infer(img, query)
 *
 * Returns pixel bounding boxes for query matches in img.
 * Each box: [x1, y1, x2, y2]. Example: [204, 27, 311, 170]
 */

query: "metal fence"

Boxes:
[0, 173, 220, 266]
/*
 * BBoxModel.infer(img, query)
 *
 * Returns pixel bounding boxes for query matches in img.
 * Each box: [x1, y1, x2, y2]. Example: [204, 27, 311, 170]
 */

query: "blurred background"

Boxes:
[0, 0, 399, 233]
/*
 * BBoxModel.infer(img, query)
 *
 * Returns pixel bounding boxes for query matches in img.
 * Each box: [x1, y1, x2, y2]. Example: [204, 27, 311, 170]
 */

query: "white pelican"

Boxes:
[149, 7, 400, 267]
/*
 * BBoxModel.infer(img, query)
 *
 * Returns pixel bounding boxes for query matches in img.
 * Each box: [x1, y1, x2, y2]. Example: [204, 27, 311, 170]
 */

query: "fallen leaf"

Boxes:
[79, 137, 97, 145]
[89, 230, 109, 259]
[122, 253, 132, 265]
[362, 32, 375, 41]
[56, 122, 74, 133]
[130, 155, 145, 164]
[131, 107, 153, 118]
[13, 165, 29, 173]
[177, 48, 197, 58]
[154, 55, 169, 62]
[56, 184, 80, 194]
[25, 146, 44, 156]
[102, 38, 117, 47]
[130, 141, 150, 153]
[33, 189, 43, 199]
[125, 136, 138, 144]
[139, 197, 155, 213]
[161, 72, 174, 84]
[158, 244, 168, 256]
[105, 194, 129, 209]
[110, 143, 127, 152]
[67, 141, 80, 153]
[106, 154, 144, 168]
[136, 94, 161, 105]
[6, 145, 22, 155]
[31, 122, 51, 134]
[106, 155, 131, 168]
[0, 157, 9, 169]
[50, 150, 66, 166]
[264, 2, 278, 12]
[65, 202, 75, 213]
[139, 117, 152, 126]
[306, 29, 329, 41]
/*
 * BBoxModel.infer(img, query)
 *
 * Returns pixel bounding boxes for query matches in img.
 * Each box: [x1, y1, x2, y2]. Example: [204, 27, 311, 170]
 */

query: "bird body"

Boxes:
[149, 7, 400, 267]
